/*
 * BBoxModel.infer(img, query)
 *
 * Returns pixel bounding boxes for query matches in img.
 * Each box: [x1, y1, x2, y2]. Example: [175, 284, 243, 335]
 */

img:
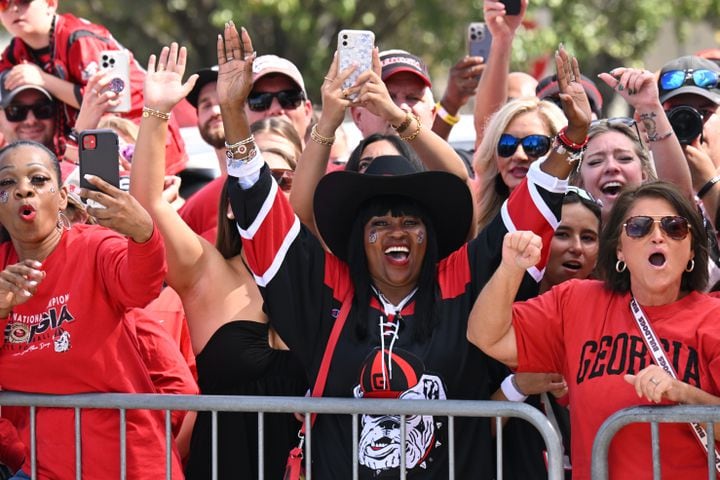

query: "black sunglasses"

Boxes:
[0, 0, 32, 11]
[497, 133, 552, 158]
[623, 215, 690, 241]
[3, 102, 55, 122]
[247, 89, 305, 112]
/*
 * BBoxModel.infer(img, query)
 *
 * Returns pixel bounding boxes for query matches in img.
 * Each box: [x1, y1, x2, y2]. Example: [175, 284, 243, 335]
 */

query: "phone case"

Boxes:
[99, 50, 132, 113]
[338, 29, 375, 99]
[79, 129, 120, 191]
[468, 22, 492, 59]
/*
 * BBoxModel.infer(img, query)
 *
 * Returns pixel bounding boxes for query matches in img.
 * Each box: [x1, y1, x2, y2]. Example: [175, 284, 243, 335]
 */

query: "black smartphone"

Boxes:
[501, 0, 521, 15]
[79, 129, 120, 192]
[467, 22, 492, 59]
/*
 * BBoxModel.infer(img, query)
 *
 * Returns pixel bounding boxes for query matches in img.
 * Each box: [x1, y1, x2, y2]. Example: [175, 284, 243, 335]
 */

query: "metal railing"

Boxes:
[592, 405, 720, 480]
[0, 392, 563, 480]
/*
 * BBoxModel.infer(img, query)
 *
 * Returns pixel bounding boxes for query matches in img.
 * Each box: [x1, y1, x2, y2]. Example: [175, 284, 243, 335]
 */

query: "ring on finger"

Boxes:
[342, 88, 349, 98]
[324, 76, 335, 82]
[649, 377, 660, 386]
[226, 56, 234, 62]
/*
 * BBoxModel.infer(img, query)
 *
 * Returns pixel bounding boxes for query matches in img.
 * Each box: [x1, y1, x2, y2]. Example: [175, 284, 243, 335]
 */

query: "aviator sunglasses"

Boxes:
[660, 69, 719, 92]
[497, 133, 552, 158]
[3, 102, 55, 122]
[0, 0, 33, 11]
[622, 215, 690, 241]
[247, 89, 305, 112]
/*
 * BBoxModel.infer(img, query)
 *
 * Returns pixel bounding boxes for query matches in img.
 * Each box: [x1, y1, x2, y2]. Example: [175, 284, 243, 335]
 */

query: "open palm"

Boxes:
[216, 22, 255, 106]
[144, 42, 198, 113]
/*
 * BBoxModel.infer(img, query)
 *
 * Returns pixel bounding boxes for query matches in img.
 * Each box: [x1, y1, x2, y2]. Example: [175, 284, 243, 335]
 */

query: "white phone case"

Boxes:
[99, 50, 131, 113]
[338, 29, 375, 99]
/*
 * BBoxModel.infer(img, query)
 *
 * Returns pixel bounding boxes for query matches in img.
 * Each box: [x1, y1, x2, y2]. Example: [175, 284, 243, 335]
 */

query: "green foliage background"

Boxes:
[64, 0, 720, 104]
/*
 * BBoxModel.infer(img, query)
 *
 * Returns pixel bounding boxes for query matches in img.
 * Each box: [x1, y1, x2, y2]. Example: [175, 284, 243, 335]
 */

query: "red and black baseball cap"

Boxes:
[379, 50, 431, 88]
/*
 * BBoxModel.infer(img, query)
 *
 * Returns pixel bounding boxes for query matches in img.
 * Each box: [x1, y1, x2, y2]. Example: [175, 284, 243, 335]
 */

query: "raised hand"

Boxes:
[317, 53, 356, 132]
[216, 21, 255, 107]
[353, 48, 404, 124]
[80, 175, 154, 243]
[555, 45, 592, 136]
[483, 0, 528, 41]
[598, 67, 660, 111]
[501, 230, 542, 271]
[443, 56, 485, 111]
[0, 259, 46, 314]
[145, 42, 198, 114]
[74, 71, 120, 131]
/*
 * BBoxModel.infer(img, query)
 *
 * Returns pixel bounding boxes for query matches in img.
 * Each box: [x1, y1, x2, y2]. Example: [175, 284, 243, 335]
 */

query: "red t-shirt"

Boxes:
[178, 176, 224, 237]
[0, 224, 183, 479]
[513, 279, 720, 479]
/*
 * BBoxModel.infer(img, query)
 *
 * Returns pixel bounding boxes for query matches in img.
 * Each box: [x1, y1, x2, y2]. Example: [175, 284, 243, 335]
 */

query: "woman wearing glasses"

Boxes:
[468, 181, 720, 479]
[130, 44, 307, 479]
[572, 67, 692, 220]
[472, 97, 567, 231]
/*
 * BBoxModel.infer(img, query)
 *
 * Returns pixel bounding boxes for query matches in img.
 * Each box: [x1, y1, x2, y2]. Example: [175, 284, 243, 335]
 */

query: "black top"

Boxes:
[185, 321, 308, 480]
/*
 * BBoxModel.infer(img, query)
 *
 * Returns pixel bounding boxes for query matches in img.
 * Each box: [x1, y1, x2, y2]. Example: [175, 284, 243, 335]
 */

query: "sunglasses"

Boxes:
[247, 89, 305, 112]
[660, 69, 719, 92]
[271, 168, 294, 191]
[497, 133, 552, 158]
[0, 0, 32, 11]
[590, 116, 645, 147]
[3, 102, 55, 122]
[566, 186, 599, 203]
[622, 215, 690, 241]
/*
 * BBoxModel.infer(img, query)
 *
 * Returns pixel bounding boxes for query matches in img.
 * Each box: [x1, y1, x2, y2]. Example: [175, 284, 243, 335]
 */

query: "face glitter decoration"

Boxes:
[417, 231, 424, 244]
[0, 191, 7, 203]
[49, 187, 56, 193]
[368, 230, 377, 244]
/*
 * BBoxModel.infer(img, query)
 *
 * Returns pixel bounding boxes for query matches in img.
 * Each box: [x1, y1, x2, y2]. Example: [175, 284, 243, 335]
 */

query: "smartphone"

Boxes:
[500, 0, 521, 15]
[79, 129, 120, 193]
[98, 50, 131, 113]
[467, 22, 492, 59]
[337, 29, 375, 98]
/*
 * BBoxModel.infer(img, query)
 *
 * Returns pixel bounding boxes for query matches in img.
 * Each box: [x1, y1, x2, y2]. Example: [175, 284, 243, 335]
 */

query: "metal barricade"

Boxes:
[0, 392, 564, 480]
[592, 405, 720, 480]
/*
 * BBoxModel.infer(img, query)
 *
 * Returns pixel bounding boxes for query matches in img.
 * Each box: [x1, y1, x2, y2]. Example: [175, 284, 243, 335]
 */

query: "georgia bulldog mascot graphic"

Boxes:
[353, 347, 446, 476]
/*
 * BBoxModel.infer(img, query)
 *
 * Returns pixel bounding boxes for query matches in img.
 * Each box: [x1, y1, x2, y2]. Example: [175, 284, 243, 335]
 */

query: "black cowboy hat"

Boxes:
[313, 155, 473, 262]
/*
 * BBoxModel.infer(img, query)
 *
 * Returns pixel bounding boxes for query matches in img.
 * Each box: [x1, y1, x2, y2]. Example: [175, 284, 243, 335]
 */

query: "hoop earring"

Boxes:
[57, 211, 71, 231]
[686, 259, 695, 273]
[615, 260, 626, 273]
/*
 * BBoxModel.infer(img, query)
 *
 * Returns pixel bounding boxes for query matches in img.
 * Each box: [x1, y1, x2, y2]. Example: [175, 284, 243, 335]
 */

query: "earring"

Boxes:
[417, 231, 424, 244]
[686, 259, 695, 273]
[368, 231, 377, 244]
[615, 260, 626, 273]
[56, 210, 71, 231]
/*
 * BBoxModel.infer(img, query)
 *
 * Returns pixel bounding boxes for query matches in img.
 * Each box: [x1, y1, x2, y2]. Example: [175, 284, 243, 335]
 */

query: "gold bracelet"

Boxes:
[392, 112, 413, 133]
[142, 106, 171, 121]
[399, 113, 422, 142]
[225, 136, 255, 157]
[310, 124, 335, 146]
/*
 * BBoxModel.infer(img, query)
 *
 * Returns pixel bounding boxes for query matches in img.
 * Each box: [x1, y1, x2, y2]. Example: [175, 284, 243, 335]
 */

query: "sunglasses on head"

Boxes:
[247, 89, 305, 112]
[660, 69, 719, 92]
[270, 168, 294, 191]
[0, 0, 33, 12]
[566, 185, 599, 203]
[622, 215, 690, 241]
[497, 133, 552, 158]
[591, 116, 645, 148]
[3, 102, 55, 122]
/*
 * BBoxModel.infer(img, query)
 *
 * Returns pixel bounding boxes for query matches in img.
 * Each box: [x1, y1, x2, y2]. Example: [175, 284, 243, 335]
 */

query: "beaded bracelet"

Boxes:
[310, 124, 335, 146]
[399, 113, 422, 142]
[556, 126, 589, 152]
[225, 135, 255, 158]
[142, 106, 171, 121]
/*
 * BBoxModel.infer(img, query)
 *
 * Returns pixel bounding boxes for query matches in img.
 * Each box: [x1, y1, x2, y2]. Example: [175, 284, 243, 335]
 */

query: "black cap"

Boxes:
[186, 66, 219, 109]
[0, 71, 53, 109]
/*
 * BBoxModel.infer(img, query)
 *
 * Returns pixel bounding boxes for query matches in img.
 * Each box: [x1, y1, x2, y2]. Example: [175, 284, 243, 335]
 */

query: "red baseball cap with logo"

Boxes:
[379, 50, 432, 88]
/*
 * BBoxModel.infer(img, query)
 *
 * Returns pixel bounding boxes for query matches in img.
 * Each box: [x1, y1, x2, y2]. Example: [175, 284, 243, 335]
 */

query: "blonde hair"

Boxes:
[98, 115, 139, 142]
[473, 97, 567, 230]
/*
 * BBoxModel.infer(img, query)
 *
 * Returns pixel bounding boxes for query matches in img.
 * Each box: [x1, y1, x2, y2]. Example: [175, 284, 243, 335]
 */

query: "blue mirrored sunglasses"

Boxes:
[660, 69, 719, 92]
[497, 133, 552, 158]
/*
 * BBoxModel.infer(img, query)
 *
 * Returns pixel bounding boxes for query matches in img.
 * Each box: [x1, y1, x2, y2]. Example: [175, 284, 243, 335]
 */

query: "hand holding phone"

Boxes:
[467, 22, 492, 59]
[500, 0, 521, 15]
[337, 29, 375, 98]
[98, 50, 131, 113]
[79, 129, 120, 196]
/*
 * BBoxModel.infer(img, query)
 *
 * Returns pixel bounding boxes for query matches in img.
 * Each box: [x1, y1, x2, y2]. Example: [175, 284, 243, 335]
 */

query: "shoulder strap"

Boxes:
[303, 291, 354, 432]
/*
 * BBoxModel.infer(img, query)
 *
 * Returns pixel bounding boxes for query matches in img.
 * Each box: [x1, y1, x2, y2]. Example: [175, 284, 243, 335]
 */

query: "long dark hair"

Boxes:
[215, 177, 242, 259]
[345, 134, 423, 173]
[598, 181, 708, 293]
[346, 196, 439, 342]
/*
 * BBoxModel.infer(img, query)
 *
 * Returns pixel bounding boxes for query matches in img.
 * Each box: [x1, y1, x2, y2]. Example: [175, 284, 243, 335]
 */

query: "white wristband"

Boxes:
[501, 374, 527, 402]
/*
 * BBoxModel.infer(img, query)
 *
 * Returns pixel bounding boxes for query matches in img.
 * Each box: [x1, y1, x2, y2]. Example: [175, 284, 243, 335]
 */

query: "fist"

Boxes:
[502, 231, 542, 271]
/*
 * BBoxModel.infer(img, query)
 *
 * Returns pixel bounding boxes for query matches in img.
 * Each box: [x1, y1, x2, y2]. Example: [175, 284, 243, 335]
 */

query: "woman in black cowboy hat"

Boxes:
[215, 22, 591, 478]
